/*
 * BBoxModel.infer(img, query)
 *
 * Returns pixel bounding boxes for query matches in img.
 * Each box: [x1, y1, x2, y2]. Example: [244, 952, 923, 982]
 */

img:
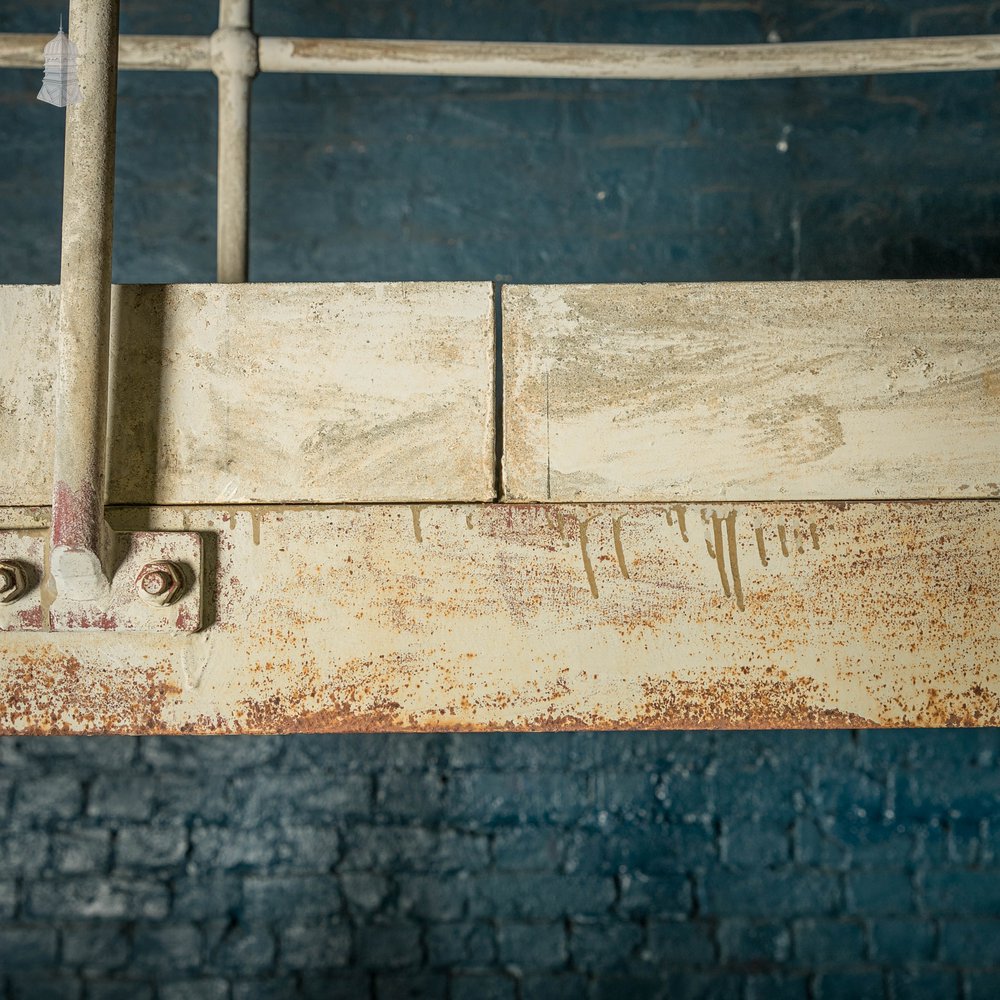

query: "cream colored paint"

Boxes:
[0, 282, 495, 505]
[503, 281, 1000, 501]
[0, 501, 997, 732]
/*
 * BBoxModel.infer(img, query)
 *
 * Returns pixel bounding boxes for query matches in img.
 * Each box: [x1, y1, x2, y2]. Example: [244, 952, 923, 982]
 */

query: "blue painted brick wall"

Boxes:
[2, 1, 1000, 997]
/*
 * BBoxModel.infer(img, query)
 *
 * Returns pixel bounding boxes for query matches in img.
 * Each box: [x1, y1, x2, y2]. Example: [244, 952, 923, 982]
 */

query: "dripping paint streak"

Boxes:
[250, 511, 261, 546]
[611, 517, 630, 580]
[778, 523, 789, 557]
[545, 371, 551, 501]
[755, 526, 769, 567]
[809, 522, 821, 550]
[579, 518, 599, 599]
[711, 513, 731, 599]
[725, 510, 745, 611]
[411, 506, 424, 543]
[673, 505, 689, 542]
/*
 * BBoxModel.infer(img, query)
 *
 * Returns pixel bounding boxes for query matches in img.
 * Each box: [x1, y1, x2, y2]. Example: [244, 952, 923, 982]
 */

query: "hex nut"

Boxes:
[0, 561, 27, 604]
[135, 561, 184, 608]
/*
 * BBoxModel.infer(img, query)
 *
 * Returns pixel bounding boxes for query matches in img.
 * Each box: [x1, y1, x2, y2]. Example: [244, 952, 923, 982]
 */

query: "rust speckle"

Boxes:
[2, 652, 180, 734]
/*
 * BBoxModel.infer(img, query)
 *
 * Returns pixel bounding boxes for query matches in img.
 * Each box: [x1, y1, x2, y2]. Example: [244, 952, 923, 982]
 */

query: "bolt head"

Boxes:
[135, 562, 183, 607]
[0, 561, 27, 604]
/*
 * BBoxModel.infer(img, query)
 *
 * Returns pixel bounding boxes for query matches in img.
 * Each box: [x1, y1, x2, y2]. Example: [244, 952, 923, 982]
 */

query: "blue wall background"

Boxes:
[2, 1, 1000, 998]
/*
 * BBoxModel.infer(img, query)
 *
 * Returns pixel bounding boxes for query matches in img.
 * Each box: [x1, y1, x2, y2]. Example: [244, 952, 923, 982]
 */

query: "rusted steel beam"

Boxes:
[1, 502, 997, 733]
[212, 0, 256, 283]
[49, 0, 120, 603]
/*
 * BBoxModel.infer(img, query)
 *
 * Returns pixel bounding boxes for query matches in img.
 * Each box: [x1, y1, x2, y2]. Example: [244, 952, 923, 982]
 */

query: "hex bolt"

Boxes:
[135, 561, 184, 608]
[0, 561, 27, 604]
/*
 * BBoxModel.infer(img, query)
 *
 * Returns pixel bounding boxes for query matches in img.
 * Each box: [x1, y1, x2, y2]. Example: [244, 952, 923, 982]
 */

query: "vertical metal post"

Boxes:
[212, 0, 256, 282]
[50, 0, 120, 602]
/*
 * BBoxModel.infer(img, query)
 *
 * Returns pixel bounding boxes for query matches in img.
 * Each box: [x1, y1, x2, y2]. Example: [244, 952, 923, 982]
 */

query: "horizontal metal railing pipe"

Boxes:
[256, 34, 1000, 79]
[2, 31, 1000, 79]
[0, 32, 210, 70]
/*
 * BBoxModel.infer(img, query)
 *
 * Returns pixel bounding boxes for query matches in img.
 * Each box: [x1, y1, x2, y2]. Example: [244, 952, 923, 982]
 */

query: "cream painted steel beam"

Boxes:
[2, 502, 999, 732]
[3, 32, 1000, 78]
[49, 0, 121, 602]
[212, 0, 256, 283]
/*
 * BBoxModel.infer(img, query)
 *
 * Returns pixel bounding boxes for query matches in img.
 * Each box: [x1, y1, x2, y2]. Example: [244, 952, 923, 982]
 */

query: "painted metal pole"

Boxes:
[49, 0, 120, 603]
[256, 34, 1000, 80]
[212, 0, 257, 283]
[4, 32, 1000, 79]
[0, 33, 210, 70]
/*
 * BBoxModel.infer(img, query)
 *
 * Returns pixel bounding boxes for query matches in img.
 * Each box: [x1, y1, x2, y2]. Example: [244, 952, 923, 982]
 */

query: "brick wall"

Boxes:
[3, 733, 1000, 999]
[1, 1, 999, 997]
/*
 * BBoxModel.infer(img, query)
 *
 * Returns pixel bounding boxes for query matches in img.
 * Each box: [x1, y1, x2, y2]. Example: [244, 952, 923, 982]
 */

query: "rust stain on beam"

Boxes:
[0, 502, 997, 734]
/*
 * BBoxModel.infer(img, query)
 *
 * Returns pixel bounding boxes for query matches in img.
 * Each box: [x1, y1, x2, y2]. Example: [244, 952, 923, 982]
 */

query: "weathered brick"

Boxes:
[28, 877, 169, 920]
[939, 918, 1000, 963]
[279, 921, 352, 970]
[87, 777, 154, 822]
[491, 827, 562, 872]
[357, 923, 422, 970]
[171, 873, 241, 920]
[0, 925, 57, 969]
[0, 830, 49, 875]
[52, 829, 112, 874]
[922, 870, 1000, 915]
[965, 972, 1000, 999]
[450, 973, 517, 1000]
[85, 981, 155, 1000]
[702, 869, 840, 918]
[116, 824, 188, 869]
[644, 920, 716, 966]
[721, 819, 791, 866]
[893, 968, 962, 1000]
[8, 974, 83, 1000]
[374, 972, 448, 999]
[12, 776, 83, 823]
[397, 874, 470, 921]
[717, 918, 791, 963]
[131, 923, 203, 974]
[570, 918, 642, 971]
[0, 879, 16, 918]
[426, 921, 494, 968]
[447, 770, 590, 826]
[159, 980, 230, 1000]
[870, 918, 935, 962]
[793, 919, 866, 965]
[815, 970, 887, 1000]
[745, 974, 810, 1000]
[496, 921, 567, 970]
[341, 826, 487, 875]
[229, 773, 373, 826]
[232, 979, 298, 1000]
[619, 871, 691, 917]
[61, 922, 130, 968]
[209, 922, 276, 974]
[341, 872, 391, 915]
[522, 973, 590, 1000]
[468, 874, 616, 919]
[243, 875, 342, 922]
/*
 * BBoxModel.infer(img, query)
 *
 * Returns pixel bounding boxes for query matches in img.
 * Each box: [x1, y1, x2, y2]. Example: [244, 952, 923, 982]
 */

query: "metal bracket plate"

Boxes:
[0, 530, 46, 632]
[0, 530, 202, 633]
